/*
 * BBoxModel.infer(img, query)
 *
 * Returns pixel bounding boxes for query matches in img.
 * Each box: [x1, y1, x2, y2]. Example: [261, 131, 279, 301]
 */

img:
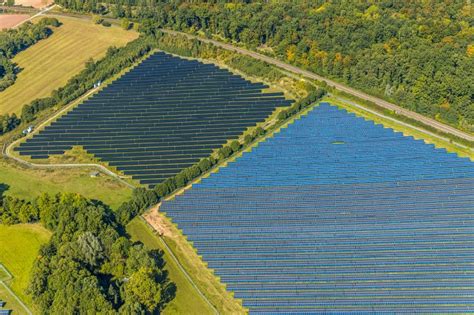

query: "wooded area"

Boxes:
[55, 0, 474, 132]
[0, 190, 176, 314]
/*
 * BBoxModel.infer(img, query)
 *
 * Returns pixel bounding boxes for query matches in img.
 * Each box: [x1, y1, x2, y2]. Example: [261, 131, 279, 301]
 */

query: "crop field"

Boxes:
[0, 14, 30, 29]
[16, 51, 292, 187]
[0, 15, 137, 115]
[160, 103, 474, 313]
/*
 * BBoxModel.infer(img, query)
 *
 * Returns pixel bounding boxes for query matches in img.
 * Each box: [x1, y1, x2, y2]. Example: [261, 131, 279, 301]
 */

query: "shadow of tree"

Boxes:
[0, 183, 9, 199]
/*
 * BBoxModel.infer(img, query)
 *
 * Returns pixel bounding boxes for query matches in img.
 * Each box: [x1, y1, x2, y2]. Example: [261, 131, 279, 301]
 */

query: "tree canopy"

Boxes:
[0, 191, 176, 314]
[55, 0, 474, 132]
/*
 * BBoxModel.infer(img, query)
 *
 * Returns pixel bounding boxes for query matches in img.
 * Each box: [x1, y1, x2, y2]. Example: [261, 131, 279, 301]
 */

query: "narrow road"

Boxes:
[12, 4, 56, 28]
[2, 87, 136, 190]
[2, 8, 472, 142]
[161, 30, 474, 143]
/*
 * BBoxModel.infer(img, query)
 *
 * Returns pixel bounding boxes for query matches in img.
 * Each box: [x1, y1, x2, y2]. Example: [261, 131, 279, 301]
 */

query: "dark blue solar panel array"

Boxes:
[15, 51, 291, 187]
[161, 103, 474, 313]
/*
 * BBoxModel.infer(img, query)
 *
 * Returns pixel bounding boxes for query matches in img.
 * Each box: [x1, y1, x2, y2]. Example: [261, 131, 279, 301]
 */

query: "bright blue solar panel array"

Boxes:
[161, 103, 474, 313]
[15, 52, 291, 187]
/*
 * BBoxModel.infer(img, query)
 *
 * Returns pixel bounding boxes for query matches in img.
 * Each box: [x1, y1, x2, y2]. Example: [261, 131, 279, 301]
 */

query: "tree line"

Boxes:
[0, 18, 61, 136]
[0, 191, 176, 314]
[0, 18, 60, 92]
[55, 0, 474, 132]
[116, 87, 326, 226]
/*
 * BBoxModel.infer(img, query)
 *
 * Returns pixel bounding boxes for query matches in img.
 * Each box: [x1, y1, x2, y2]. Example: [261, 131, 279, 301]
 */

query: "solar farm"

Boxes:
[15, 51, 291, 187]
[160, 103, 474, 313]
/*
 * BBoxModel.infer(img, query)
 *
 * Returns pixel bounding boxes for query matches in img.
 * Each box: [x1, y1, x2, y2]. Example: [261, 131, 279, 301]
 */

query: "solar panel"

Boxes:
[160, 103, 474, 313]
[15, 51, 291, 186]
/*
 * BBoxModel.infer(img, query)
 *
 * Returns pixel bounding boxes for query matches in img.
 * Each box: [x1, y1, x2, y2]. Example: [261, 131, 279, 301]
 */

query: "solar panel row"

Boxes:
[15, 51, 292, 186]
[160, 103, 474, 313]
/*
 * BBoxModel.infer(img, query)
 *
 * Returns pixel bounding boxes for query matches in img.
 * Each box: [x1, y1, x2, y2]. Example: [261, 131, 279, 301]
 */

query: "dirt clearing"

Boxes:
[0, 14, 30, 29]
[143, 204, 175, 238]
[14, 0, 52, 8]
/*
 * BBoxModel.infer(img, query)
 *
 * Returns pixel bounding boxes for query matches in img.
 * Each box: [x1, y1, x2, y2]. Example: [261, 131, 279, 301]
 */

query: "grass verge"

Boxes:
[326, 95, 473, 160]
[127, 218, 217, 315]
[130, 213, 246, 314]
[0, 159, 132, 209]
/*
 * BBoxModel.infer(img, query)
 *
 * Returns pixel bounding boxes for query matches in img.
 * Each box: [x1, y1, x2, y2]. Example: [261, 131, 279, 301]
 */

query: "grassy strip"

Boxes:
[127, 219, 217, 315]
[330, 90, 473, 149]
[326, 95, 473, 160]
[0, 160, 132, 209]
[0, 281, 30, 315]
[138, 211, 247, 314]
[0, 224, 51, 313]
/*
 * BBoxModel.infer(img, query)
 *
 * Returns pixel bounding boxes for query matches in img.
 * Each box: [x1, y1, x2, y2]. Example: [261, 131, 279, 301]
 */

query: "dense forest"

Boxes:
[0, 190, 176, 314]
[55, 0, 474, 132]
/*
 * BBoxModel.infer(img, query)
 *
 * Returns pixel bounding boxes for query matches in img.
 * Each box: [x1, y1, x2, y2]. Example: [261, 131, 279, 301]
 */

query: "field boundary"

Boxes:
[12, 4, 56, 28]
[138, 216, 219, 315]
[332, 96, 473, 156]
[0, 264, 32, 315]
[2, 86, 136, 189]
[158, 29, 474, 143]
[1, 49, 160, 190]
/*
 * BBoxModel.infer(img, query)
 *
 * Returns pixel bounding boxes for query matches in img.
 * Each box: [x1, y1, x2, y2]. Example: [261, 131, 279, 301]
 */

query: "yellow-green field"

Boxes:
[0, 160, 132, 209]
[0, 15, 138, 115]
[0, 224, 51, 309]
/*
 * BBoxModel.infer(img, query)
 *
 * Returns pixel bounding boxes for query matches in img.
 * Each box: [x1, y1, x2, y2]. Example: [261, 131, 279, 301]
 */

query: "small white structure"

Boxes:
[22, 125, 34, 135]
[90, 171, 100, 178]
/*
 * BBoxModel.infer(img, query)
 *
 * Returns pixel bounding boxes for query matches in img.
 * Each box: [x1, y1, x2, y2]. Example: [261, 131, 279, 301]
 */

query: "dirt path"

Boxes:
[142, 204, 175, 238]
[0, 14, 29, 29]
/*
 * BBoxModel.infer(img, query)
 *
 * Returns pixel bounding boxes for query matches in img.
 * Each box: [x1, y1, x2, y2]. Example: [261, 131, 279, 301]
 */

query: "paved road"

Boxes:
[161, 30, 474, 143]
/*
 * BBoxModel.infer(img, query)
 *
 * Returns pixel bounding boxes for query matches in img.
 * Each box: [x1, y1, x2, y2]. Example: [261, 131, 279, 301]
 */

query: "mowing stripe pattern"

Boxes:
[15, 52, 291, 186]
[160, 103, 474, 313]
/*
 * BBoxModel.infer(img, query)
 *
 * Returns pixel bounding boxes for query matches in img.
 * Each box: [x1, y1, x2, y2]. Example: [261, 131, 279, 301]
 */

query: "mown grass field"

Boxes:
[127, 219, 216, 315]
[0, 15, 138, 115]
[0, 160, 132, 209]
[0, 224, 51, 309]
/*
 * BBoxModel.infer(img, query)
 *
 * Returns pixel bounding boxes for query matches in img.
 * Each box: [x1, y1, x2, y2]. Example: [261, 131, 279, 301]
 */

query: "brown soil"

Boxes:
[0, 14, 29, 29]
[143, 204, 175, 238]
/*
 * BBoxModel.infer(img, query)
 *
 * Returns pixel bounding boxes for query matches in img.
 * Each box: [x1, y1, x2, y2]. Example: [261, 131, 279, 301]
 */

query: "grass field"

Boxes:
[139, 209, 246, 314]
[0, 283, 29, 315]
[127, 219, 216, 315]
[0, 224, 51, 309]
[0, 160, 132, 209]
[0, 15, 138, 115]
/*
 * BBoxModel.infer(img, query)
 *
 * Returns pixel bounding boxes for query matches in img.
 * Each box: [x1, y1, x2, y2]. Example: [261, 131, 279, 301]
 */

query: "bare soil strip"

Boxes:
[0, 14, 30, 29]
